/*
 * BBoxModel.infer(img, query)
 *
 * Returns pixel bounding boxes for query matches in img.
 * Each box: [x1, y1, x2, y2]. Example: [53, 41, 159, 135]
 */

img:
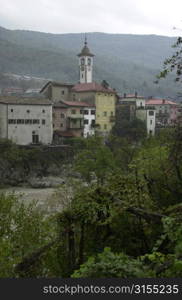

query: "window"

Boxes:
[17, 119, 24, 124]
[110, 111, 114, 116]
[71, 109, 76, 114]
[60, 123, 63, 127]
[25, 119, 33, 124]
[149, 110, 154, 116]
[88, 58, 91, 66]
[10, 109, 13, 112]
[32, 132, 39, 144]
[60, 113, 65, 118]
[33, 119, 40, 124]
[91, 110, 95, 115]
[140, 102, 143, 107]
[8, 119, 16, 124]
[150, 120, 153, 125]
[91, 120, 95, 126]
[42, 119, 46, 125]
[104, 124, 107, 130]
[84, 110, 89, 115]
[84, 119, 89, 124]
[27, 110, 30, 113]
[81, 58, 85, 65]
[61, 90, 65, 95]
[103, 111, 107, 116]
[42, 109, 45, 113]
[80, 109, 84, 114]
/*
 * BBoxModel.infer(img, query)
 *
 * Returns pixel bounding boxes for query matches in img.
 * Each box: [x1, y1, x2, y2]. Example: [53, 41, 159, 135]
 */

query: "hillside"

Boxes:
[0, 26, 180, 98]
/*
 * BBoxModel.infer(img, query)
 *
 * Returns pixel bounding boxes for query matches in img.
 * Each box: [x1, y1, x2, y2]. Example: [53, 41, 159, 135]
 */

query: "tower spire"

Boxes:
[77, 35, 94, 84]
[85, 34, 87, 46]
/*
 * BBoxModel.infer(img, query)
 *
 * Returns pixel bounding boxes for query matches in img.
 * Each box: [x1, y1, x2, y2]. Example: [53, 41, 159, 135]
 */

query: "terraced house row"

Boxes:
[0, 38, 180, 145]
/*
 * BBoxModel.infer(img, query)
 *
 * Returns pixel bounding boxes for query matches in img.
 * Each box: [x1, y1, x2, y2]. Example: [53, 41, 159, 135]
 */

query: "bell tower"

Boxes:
[77, 36, 94, 84]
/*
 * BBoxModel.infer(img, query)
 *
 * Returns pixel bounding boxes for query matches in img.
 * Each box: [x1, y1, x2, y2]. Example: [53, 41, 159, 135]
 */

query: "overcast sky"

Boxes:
[0, 0, 182, 36]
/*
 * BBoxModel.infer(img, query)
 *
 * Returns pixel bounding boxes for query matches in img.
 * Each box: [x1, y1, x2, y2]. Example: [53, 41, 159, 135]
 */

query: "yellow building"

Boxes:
[71, 82, 117, 135]
[40, 38, 118, 136]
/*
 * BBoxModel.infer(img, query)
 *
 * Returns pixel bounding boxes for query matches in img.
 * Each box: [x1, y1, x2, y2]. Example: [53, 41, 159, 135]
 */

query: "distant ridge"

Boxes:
[0, 26, 180, 98]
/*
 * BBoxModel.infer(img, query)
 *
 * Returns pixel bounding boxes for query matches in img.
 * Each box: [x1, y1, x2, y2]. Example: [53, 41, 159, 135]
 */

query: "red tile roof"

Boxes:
[54, 130, 74, 137]
[61, 100, 94, 107]
[146, 99, 177, 106]
[72, 82, 116, 94]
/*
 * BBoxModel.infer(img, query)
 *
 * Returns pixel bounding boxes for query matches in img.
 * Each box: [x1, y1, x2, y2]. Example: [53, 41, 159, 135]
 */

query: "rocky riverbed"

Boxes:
[1, 185, 66, 214]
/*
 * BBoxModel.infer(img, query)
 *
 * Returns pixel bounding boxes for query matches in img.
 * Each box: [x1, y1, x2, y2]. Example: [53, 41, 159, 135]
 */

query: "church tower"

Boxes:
[77, 36, 94, 84]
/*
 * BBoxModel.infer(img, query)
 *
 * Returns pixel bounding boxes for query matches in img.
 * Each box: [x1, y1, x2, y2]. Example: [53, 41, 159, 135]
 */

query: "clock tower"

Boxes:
[77, 36, 94, 84]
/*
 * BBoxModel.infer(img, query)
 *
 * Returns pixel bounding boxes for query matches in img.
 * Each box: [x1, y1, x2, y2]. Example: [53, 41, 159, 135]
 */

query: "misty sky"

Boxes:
[0, 0, 182, 36]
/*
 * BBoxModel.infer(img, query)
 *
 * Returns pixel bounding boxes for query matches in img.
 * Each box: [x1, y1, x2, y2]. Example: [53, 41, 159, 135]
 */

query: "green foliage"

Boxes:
[112, 117, 147, 142]
[157, 36, 182, 83]
[1, 128, 182, 278]
[74, 136, 117, 183]
[0, 192, 57, 277]
[72, 247, 151, 278]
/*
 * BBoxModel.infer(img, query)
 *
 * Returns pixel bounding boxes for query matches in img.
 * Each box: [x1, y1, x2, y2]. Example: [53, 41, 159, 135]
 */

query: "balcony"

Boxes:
[68, 114, 83, 119]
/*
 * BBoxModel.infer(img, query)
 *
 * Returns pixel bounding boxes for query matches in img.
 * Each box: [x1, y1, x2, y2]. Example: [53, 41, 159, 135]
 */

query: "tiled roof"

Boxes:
[40, 81, 74, 93]
[72, 82, 116, 94]
[0, 96, 52, 105]
[120, 94, 144, 99]
[146, 99, 177, 106]
[61, 100, 94, 107]
[54, 130, 74, 137]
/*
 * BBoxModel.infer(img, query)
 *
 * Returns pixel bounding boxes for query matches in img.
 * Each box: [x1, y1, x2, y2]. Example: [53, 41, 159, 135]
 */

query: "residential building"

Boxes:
[53, 100, 94, 139]
[146, 98, 178, 126]
[119, 93, 156, 135]
[40, 38, 117, 137]
[83, 106, 95, 137]
[0, 96, 52, 145]
[40, 81, 74, 103]
[71, 82, 117, 136]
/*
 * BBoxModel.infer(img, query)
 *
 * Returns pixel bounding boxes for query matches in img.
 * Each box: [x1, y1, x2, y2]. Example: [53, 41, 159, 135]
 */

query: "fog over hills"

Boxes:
[0, 26, 180, 98]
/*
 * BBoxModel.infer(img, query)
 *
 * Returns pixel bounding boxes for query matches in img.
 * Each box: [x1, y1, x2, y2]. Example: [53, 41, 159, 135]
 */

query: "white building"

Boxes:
[120, 94, 156, 135]
[0, 96, 53, 145]
[77, 37, 94, 84]
[83, 106, 96, 138]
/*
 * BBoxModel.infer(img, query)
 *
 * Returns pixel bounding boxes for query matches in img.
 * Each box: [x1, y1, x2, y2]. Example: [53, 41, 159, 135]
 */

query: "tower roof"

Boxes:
[77, 36, 94, 57]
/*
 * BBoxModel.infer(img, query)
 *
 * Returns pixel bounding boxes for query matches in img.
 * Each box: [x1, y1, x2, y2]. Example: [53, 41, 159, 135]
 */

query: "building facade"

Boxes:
[40, 81, 74, 103]
[0, 96, 53, 145]
[146, 98, 178, 127]
[119, 94, 156, 135]
[72, 82, 117, 136]
[52, 100, 95, 138]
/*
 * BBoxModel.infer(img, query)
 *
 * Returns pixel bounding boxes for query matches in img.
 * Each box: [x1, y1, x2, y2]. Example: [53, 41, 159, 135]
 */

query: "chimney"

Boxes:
[124, 93, 126, 98]
[135, 92, 138, 98]
[162, 99, 165, 104]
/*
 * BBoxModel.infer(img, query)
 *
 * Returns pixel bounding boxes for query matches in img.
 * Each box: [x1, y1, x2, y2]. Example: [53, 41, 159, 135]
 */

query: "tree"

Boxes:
[71, 247, 151, 278]
[112, 107, 147, 142]
[157, 36, 182, 83]
[74, 136, 117, 184]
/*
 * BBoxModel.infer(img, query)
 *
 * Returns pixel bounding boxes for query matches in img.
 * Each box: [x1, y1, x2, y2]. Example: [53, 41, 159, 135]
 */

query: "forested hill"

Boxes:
[0, 26, 180, 98]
